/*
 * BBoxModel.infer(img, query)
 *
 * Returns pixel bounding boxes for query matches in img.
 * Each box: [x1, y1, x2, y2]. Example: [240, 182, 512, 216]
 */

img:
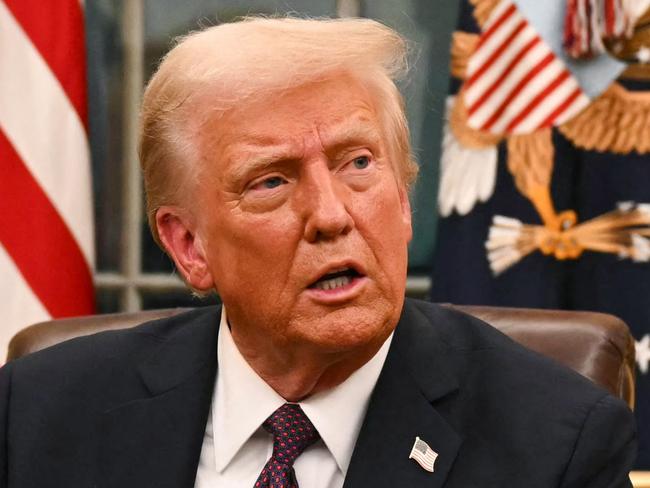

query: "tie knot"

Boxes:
[262, 403, 320, 467]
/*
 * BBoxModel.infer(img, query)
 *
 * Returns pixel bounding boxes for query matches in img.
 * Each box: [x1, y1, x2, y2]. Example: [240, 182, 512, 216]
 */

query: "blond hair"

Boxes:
[139, 16, 418, 245]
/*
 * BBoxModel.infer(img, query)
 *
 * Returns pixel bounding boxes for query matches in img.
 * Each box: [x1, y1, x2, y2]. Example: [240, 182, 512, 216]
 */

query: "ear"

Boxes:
[155, 206, 215, 292]
[398, 186, 413, 243]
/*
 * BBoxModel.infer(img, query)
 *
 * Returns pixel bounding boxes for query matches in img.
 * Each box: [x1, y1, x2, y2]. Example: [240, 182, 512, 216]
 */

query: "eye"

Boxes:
[250, 175, 287, 191]
[261, 176, 285, 189]
[352, 156, 370, 170]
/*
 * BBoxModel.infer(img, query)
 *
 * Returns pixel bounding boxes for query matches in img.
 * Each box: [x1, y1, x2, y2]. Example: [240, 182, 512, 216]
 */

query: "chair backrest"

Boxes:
[7, 304, 636, 408]
[448, 305, 636, 409]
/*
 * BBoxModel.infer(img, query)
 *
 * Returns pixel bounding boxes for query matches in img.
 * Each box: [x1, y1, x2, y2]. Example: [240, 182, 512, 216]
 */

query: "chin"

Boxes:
[298, 300, 400, 352]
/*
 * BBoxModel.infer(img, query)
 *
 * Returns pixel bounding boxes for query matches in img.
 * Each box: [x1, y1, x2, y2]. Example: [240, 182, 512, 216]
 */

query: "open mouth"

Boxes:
[308, 267, 363, 291]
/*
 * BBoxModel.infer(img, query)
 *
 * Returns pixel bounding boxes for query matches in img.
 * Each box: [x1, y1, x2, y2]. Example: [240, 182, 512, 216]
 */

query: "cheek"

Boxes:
[357, 186, 410, 243]
[353, 188, 410, 278]
[206, 210, 302, 283]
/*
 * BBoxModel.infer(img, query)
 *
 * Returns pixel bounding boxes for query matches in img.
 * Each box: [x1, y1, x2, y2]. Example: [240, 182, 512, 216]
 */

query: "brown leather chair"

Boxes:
[6, 304, 647, 486]
[7, 308, 187, 362]
[7, 304, 636, 406]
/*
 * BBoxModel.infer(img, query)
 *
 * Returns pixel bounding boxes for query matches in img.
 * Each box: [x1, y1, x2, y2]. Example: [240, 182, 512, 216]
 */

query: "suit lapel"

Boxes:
[344, 300, 462, 488]
[97, 307, 220, 488]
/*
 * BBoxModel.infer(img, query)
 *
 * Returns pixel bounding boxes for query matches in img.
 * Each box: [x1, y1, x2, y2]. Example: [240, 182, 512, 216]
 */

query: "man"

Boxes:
[0, 16, 637, 488]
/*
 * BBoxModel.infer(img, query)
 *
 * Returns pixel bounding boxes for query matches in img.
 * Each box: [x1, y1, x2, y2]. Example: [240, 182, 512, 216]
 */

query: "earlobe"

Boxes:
[155, 206, 215, 291]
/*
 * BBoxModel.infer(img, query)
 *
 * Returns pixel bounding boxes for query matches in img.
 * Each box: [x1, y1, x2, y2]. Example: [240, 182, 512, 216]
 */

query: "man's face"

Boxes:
[192, 74, 412, 355]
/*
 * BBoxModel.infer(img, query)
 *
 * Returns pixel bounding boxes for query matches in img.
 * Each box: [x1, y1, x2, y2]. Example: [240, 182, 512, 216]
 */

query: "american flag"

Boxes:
[464, 0, 591, 134]
[409, 436, 438, 472]
[0, 0, 95, 359]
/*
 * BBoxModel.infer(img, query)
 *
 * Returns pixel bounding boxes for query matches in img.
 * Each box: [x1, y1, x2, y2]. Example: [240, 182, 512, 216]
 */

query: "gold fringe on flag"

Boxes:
[450, 93, 503, 149]
[560, 82, 650, 154]
[450, 31, 480, 79]
[470, 0, 502, 28]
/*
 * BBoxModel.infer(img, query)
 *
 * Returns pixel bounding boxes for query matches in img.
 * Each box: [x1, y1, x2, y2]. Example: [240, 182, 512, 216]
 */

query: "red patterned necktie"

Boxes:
[253, 403, 320, 488]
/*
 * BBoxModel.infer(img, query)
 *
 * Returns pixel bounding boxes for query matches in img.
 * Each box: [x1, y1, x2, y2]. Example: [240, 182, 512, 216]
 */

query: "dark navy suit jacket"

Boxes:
[0, 299, 637, 487]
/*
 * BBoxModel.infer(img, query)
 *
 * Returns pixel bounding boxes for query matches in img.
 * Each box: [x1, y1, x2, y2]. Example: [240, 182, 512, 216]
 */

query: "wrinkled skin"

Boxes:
[157, 74, 412, 399]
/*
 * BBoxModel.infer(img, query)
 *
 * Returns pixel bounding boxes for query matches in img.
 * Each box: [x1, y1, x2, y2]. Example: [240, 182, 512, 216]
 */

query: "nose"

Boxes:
[300, 163, 354, 242]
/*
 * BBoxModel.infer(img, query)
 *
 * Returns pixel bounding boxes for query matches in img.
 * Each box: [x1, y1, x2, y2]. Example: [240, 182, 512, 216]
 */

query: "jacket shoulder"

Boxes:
[401, 298, 626, 412]
[399, 299, 636, 486]
[2, 306, 219, 397]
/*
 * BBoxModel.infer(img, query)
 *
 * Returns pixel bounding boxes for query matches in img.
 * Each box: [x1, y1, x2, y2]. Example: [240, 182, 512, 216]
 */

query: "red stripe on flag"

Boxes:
[466, 19, 528, 91]
[535, 87, 583, 130]
[477, 4, 517, 49]
[0, 130, 94, 317]
[4, 0, 87, 129]
[505, 70, 571, 132]
[480, 52, 555, 131]
[605, 0, 615, 36]
[467, 36, 541, 115]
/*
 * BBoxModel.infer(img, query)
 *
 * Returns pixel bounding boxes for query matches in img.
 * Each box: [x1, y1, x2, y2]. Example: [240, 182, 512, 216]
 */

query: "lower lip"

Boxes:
[305, 276, 368, 304]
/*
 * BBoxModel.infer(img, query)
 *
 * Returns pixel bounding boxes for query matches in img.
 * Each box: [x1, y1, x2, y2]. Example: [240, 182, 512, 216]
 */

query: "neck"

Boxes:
[230, 328, 389, 402]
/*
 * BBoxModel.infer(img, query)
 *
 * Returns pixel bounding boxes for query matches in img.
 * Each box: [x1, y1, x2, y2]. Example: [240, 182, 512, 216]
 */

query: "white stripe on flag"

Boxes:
[488, 58, 566, 133]
[467, 42, 550, 128]
[512, 76, 581, 133]
[0, 1, 94, 269]
[464, 24, 538, 107]
[466, 6, 522, 78]
[0, 244, 50, 362]
[555, 91, 590, 124]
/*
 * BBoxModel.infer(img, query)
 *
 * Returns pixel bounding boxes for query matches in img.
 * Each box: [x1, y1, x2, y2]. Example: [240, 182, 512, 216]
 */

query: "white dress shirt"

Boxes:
[194, 307, 392, 488]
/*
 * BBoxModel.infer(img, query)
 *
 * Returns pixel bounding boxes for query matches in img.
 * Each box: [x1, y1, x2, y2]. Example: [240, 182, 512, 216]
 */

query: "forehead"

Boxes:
[198, 75, 386, 164]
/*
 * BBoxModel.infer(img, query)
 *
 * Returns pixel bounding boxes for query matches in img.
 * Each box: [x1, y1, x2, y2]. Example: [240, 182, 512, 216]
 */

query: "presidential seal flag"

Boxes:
[463, 0, 589, 135]
[0, 0, 95, 360]
[431, 0, 650, 468]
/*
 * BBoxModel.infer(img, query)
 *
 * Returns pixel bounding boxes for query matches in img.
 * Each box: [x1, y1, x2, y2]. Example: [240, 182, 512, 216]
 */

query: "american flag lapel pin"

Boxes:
[409, 436, 438, 473]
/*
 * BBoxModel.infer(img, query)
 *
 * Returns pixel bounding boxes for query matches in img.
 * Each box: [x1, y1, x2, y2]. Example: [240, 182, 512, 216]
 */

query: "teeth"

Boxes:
[314, 275, 352, 291]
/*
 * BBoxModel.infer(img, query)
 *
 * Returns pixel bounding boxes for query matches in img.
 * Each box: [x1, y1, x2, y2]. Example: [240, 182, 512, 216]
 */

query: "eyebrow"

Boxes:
[225, 118, 383, 185]
[323, 122, 383, 160]
[226, 143, 299, 186]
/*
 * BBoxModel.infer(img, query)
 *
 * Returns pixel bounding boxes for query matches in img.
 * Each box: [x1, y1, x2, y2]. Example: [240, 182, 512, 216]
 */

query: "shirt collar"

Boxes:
[212, 306, 393, 475]
[299, 332, 392, 473]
